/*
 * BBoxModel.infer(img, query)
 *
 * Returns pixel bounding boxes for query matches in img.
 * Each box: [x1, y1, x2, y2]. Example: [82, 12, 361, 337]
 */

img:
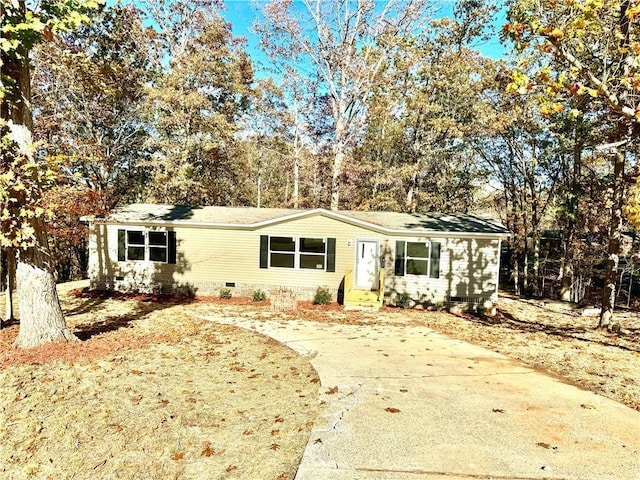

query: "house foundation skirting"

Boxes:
[90, 277, 339, 303]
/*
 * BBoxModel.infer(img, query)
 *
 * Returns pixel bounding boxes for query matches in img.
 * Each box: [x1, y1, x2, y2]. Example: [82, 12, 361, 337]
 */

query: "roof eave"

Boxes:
[95, 207, 510, 238]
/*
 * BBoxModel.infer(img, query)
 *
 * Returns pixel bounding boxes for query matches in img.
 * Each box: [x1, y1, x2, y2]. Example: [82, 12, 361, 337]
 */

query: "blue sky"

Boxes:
[107, 0, 508, 75]
[221, 0, 508, 74]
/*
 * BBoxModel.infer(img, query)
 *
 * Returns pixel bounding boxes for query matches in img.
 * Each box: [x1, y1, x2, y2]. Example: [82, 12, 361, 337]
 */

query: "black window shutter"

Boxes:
[430, 241, 441, 278]
[168, 231, 177, 264]
[394, 240, 405, 276]
[326, 238, 336, 272]
[260, 235, 269, 269]
[118, 229, 126, 261]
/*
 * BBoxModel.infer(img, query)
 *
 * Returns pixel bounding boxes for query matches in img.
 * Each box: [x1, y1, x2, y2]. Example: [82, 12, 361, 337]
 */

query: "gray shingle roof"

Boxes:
[343, 211, 510, 235]
[104, 203, 298, 225]
[101, 204, 509, 236]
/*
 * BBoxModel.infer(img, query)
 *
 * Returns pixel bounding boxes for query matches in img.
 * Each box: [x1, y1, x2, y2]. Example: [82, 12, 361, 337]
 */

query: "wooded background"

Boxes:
[4, 0, 640, 330]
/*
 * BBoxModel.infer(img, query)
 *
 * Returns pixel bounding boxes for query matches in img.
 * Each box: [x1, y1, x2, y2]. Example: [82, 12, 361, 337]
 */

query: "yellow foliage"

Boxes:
[624, 176, 640, 227]
[626, 5, 640, 19]
[548, 28, 564, 40]
[506, 70, 532, 94]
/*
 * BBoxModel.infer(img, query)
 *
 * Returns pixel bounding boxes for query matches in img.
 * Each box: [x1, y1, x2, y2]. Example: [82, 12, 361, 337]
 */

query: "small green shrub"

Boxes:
[252, 289, 267, 302]
[173, 283, 198, 298]
[219, 287, 232, 299]
[313, 287, 332, 305]
[395, 292, 412, 309]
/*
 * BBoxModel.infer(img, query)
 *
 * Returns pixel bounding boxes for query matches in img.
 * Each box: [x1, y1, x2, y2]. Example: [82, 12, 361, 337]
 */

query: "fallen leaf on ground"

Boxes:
[201, 444, 213, 457]
[90, 459, 107, 470]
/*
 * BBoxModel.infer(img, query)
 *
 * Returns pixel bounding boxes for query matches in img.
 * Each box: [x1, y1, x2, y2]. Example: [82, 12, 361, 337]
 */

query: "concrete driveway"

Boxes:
[205, 316, 640, 480]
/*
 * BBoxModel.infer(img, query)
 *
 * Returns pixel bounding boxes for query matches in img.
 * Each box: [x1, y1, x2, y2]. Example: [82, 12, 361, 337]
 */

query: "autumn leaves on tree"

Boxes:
[1, 1, 101, 347]
[504, 0, 640, 327]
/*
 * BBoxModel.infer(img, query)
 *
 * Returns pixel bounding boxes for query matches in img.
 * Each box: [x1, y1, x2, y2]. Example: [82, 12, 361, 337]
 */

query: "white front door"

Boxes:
[355, 240, 379, 290]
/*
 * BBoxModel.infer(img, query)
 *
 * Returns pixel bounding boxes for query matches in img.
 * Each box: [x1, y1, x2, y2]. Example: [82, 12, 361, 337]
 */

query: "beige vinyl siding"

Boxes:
[385, 237, 500, 304]
[447, 237, 500, 302]
[90, 215, 386, 298]
[88, 212, 502, 304]
[179, 216, 384, 295]
[384, 236, 448, 304]
[88, 223, 176, 292]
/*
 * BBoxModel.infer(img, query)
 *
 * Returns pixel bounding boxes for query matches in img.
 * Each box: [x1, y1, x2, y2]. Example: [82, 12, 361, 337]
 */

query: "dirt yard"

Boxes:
[1, 283, 638, 480]
[0, 283, 320, 480]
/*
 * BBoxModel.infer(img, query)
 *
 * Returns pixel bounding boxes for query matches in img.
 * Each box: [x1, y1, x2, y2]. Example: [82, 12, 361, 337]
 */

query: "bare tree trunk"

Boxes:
[406, 173, 417, 213]
[257, 172, 261, 208]
[627, 268, 633, 308]
[560, 127, 583, 302]
[599, 146, 625, 329]
[330, 116, 346, 211]
[2, 2, 76, 347]
[293, 153, 300, 209]
[532, 234, 540, 296]
[523, 245, 529, 294]
[292, 107, 301, 209]
[559, 256, 573, 302]
[5, 248, 16, 322]
[331, 148, 344, 211]
[512, 250, 520, 296]
[15, 255, 75, 347]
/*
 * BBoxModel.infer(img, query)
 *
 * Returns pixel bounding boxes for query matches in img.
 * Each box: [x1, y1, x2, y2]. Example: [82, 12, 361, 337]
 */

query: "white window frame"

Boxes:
[403, 241, 440, 278]
[268, 236, 327, 270]
[405, 241, 431, 276]
[147, 230, 169, 263]
[121, 229, 169, 264]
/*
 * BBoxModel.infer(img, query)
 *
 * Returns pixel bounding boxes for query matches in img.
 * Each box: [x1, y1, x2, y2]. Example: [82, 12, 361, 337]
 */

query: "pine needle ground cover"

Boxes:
[0, 283, 319, 480]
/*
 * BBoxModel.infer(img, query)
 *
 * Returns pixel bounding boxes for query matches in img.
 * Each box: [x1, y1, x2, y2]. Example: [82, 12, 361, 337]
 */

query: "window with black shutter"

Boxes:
[395, 240, 441, 278]
[259, 235, 336, 271]
[116, 228, 174, 264]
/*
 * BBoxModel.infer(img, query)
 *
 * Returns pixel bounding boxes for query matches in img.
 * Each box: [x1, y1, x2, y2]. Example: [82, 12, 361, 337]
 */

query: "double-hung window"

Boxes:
[118, 229, 176, 264]
[126, 231, 146, 261]
[148, 231, 169, 262]
[395, 240, 441, 278]
[270, 236, 296, 268]
[299, 238, 327, 269]
[260, 236, 336, 271]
